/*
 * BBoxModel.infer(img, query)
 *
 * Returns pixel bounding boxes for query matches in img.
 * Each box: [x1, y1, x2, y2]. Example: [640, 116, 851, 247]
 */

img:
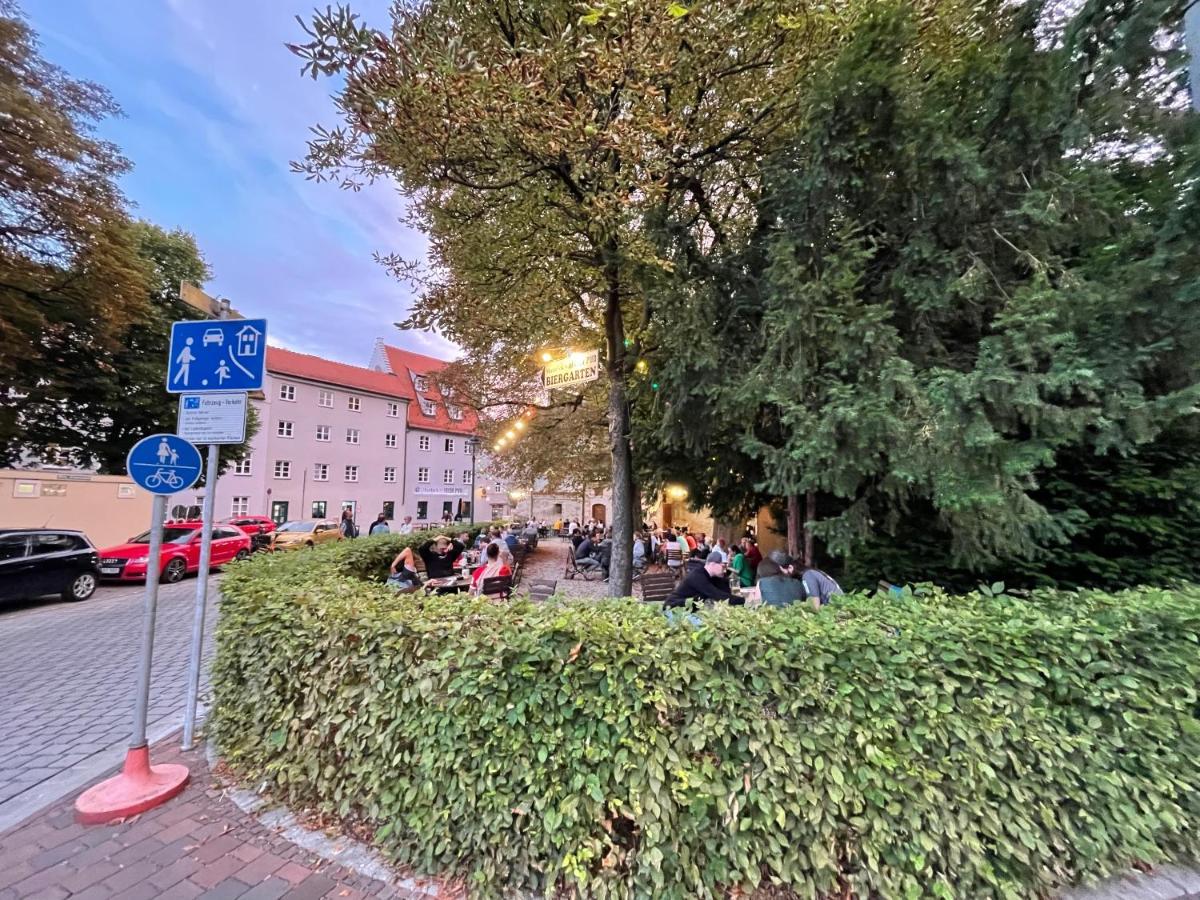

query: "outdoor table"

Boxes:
[424, 576, 472, 595]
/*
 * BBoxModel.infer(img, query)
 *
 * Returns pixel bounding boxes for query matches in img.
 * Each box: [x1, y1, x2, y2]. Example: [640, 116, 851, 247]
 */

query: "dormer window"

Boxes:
[448, 405, 462, 421]
[419, 398, 436, 416]
[413, 375, 428, 392]
[440, 384, 452, 398]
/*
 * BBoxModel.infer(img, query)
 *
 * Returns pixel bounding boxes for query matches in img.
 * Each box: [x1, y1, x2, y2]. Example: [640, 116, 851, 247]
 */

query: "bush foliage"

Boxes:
[212, 545, 1200, 899]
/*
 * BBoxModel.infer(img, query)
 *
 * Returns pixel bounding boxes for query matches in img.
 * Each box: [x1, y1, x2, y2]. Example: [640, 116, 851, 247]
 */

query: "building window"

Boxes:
[440, 384, 452, 398]
[416, 500, 428, 520]
[417, 467, 429, 484]
[348, 396, 361, 412]
[318, 390, 333, 408]
[277, 420, 294, 438]
[315, 425, 330, 442]
[444, 438, 455, 453]
[279, 384, 296, 402]
[273, 460, 291, 479]
[384, 466, 397, 483]
[443, 468, 454, 484]
[553, 503, 563, 515]
[448, 405, 462, 421]
[418, 435, 430, 451]
[387, 402, 399, 418]
[382, 500, 395, 519]
[413, 375, 428, 392]
[233, 456, 252, 476]
[345, 465, 358, 482]
[231, 496, 249, 516]
[311, 500, 327, 518]
[385, 433, 397, 448]
[464, 442, 473, 454]
[462, 469, 471, 484]
[346, 428, 359, 445]
[419, 398, 435, 416]
[313, 463, 329, 481]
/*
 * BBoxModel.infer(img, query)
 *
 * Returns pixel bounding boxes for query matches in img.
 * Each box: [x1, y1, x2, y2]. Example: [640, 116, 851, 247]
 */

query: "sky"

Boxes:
[27, 0, 457, 365]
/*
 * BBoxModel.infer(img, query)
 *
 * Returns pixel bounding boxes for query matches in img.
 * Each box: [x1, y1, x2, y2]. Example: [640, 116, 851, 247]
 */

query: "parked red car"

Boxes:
[98, 522, 252, 583]
[222, 515, 276, 534]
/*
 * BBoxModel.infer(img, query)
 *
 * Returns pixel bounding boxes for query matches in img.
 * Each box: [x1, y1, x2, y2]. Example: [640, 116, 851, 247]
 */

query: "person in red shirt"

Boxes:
[471, 542, 511, 597]
[684, 530, 697, 553]
[742, 537, 762, 580]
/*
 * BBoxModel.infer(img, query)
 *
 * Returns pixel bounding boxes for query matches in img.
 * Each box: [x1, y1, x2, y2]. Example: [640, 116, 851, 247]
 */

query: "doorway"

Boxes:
[270, 501, 289, 525]
[591, 503, 606, 524]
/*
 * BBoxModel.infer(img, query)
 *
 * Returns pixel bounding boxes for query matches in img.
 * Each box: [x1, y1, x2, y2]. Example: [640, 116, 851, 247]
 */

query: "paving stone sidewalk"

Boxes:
[0, 736, 450, 900]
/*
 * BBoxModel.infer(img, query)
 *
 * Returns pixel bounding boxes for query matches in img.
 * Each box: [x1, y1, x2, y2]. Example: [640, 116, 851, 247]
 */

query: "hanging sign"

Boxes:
[543, 350, 600, 390]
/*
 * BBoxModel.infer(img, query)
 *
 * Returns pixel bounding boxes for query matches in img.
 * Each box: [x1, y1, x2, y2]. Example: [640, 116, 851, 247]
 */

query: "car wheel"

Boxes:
[163, 558, 187, 583]
[235, 549, 250, 561]
[64, 572, 97, 602]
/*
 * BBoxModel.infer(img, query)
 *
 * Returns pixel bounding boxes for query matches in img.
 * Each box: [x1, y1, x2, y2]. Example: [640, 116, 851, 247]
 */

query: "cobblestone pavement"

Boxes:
[0, 738, 445, 900]
[0, 577, 219, 831]
[517, 535, 628, 600]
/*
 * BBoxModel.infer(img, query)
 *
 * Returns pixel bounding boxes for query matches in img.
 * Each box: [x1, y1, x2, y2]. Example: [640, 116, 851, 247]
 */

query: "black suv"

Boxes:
[0, 529, 101, 603]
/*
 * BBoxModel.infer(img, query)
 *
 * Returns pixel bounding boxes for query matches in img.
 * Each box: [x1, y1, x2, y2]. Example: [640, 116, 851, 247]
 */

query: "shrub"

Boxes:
[212, 550, 1200, 899]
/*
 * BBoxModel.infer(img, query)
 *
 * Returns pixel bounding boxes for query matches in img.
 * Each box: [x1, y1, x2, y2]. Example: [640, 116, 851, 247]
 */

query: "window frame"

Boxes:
[277, 420, 294, 438]
[344, 465, 359, 483]
[315, 425, 331, 442]
[273, 460, 291, 479]
[348, 396, 361, 412]
[418, 435, 430, 451]
[346, 428, 360, 445]
[383, 466, 397, 483]
[417, 467, 430, 484]
[313, 463, 329, 482]
[278, 384, 296, 402]
[318, 389, 333, 408]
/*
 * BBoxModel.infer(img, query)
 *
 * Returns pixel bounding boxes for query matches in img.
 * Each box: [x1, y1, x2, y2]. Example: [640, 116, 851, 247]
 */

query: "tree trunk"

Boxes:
[603, 257, 634, 597]
[786, 494, 801, 559]
[804, 490, 816, 567]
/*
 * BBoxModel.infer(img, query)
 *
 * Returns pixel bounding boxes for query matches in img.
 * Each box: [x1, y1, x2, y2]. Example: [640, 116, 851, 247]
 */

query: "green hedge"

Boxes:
[212, 548, 1200, 899]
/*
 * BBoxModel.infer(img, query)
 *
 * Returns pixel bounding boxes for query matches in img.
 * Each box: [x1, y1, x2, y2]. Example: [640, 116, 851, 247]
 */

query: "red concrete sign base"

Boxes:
[74, 745, 189, 824]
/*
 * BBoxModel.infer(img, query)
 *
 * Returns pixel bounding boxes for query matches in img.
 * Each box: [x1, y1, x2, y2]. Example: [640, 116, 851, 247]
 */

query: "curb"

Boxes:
[204, 742, 440, 897]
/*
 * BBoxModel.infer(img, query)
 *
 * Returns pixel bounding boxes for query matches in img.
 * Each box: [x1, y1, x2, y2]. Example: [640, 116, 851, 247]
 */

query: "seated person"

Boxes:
[575, 532, 602, 574]
[757, 554, 805, 608]
[504, 528, 520, 555]
[801, 567, 844, 611]
[387, 546, 421, 589]
[596, 535, 613, 578]
[632, 532, 647, 571]
[471, 542, 512, 597]
[729, 545, 754, 588]
[418, 534, 465, 579]
[666, 552, 736, 609]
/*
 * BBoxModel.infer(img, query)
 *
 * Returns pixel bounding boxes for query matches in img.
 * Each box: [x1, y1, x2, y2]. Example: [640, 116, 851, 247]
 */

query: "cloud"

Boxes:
[31, 0, 448, 367]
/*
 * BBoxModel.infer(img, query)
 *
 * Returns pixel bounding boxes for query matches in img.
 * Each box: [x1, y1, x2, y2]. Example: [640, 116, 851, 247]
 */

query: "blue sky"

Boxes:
[28, 0, 456, 364]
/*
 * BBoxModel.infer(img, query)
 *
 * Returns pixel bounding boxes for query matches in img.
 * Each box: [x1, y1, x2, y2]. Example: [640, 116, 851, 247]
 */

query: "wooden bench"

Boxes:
[639, 573, 676, 605]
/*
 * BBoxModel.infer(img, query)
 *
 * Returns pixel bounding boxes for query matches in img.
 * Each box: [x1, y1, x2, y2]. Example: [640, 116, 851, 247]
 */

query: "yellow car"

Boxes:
[271, 519, 343, 551]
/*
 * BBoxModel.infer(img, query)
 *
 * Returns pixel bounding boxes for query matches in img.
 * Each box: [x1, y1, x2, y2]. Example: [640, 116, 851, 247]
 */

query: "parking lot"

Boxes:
[0, 576, 220, 832]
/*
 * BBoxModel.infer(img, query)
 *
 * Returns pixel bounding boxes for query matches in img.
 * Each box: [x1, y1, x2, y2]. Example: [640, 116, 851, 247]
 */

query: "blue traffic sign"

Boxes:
[126, 434, 202, 495]
[166, 318, 267, 393]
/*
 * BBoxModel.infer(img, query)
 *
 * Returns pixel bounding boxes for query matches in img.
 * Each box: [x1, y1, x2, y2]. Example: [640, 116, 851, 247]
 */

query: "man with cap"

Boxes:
[417, 533, 466, 579]
[665, 551, 737, 609]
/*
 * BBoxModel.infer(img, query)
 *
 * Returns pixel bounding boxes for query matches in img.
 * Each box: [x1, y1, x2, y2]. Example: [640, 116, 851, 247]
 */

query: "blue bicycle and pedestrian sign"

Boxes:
[166, 318, 267, 394]
[126, 434, 203, 495]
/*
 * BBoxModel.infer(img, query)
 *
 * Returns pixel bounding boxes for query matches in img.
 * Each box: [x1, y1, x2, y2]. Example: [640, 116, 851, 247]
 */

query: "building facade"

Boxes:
[205, 348, 412, 528]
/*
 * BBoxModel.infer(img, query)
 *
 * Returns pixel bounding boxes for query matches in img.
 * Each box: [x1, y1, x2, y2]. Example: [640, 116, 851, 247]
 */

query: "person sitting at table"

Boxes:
[711, 537, 730, 564]
[418, 534, 465, 579]
[665, 552, 736, 609]
[575, 531, 602, 575]
[757, 554, 806, 608]
[632, 531, 647, 573]
[487, 528, 513, 566]
[471, 542, 511, 597]
[800, 565, 844, 611]
[386, 546, 421, 589]
[742, 537, 763, 579]
[504, 526, 520, 555]
[729, 543, 755, 588]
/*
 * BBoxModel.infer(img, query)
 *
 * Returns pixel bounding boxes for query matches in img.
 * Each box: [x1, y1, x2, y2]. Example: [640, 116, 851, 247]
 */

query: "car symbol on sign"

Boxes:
[202, 328, 224, 347]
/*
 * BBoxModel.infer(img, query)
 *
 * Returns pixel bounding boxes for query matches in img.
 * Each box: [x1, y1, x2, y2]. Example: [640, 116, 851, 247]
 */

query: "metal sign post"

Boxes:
[181, 442, 220, 750]
[76, 433, 202, 824]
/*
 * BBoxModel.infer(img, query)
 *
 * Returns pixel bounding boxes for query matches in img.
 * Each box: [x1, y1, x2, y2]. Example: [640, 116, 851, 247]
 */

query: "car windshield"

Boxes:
[277, 521, 315, 533]
[128, 527, 197, 545]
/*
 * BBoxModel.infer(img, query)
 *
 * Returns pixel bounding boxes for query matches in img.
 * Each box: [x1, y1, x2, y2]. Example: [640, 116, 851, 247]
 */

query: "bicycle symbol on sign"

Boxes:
[144, 468, 185, 490]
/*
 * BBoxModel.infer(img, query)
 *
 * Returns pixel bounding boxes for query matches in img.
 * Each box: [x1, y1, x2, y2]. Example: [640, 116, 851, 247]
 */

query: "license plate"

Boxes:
[101, 567, 120, 575]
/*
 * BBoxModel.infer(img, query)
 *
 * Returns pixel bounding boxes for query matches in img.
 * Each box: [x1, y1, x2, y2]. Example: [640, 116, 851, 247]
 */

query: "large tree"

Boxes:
[646, 0, 1200, 571]
[0, 2, 147, 451]
[290, 0, 819, 594]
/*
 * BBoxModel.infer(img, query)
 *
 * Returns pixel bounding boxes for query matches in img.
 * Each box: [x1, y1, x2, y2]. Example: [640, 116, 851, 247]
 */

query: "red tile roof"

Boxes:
[266, 347, 412, 400]
[377, 344, 480, 435]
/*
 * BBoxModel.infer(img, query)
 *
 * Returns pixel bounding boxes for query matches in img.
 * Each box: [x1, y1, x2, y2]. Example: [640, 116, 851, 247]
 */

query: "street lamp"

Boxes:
[465, 437, 480, 526]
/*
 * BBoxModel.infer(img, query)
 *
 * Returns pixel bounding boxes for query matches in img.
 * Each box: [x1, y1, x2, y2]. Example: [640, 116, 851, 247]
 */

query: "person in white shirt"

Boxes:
[398, 515, 414, 535]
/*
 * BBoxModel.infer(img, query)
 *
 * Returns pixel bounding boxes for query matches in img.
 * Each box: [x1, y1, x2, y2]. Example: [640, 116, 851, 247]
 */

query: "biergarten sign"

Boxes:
[543, 350, 600, 390]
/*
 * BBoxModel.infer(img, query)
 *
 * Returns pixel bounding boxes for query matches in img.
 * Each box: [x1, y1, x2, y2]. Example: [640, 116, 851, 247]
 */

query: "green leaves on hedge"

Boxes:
[211, 548, 1200, 898]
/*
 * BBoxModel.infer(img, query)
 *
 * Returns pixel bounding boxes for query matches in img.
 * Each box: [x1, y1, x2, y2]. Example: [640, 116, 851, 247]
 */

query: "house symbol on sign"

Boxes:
[235, 324, 261, 357]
